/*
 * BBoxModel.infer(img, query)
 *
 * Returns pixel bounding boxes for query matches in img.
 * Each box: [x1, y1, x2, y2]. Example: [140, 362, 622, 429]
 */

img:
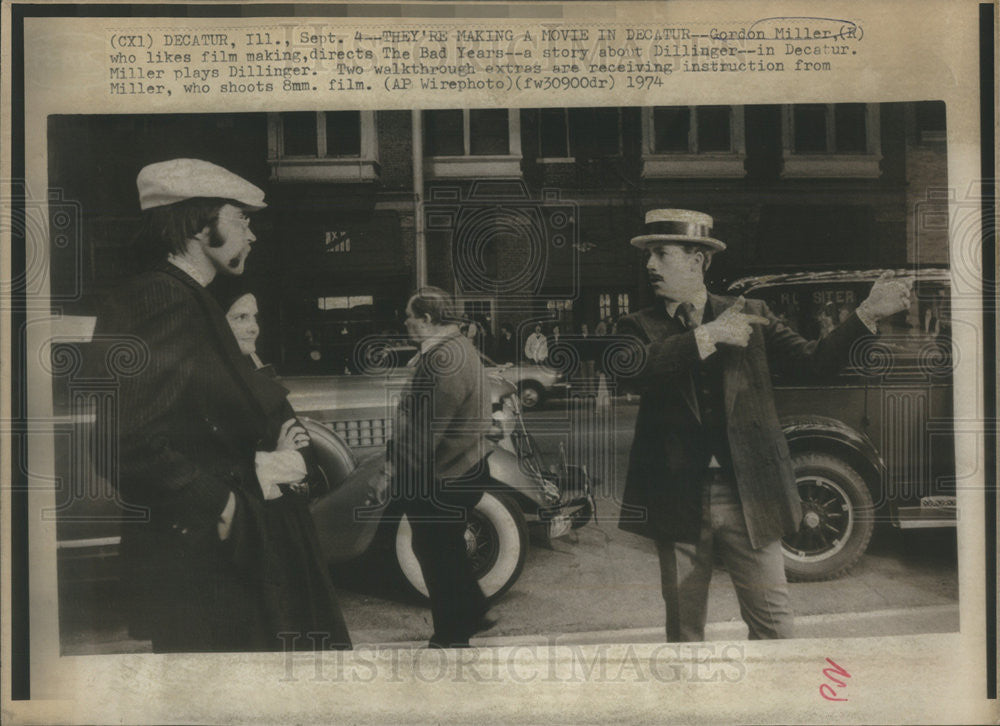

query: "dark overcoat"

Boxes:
[92, 263, 349, 651]
[616, 293, 869, 549]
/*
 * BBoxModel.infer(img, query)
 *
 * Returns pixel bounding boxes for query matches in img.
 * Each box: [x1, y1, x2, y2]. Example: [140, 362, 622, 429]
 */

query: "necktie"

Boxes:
[675, 302, 697, 330]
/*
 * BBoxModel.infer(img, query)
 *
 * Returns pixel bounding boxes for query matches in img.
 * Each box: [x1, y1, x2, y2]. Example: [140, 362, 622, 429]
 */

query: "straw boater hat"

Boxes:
[629, 209, 726, 252]
[136, 158, 267, 211]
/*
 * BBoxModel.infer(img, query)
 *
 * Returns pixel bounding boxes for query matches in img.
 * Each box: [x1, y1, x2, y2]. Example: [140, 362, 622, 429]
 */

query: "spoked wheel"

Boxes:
[395, 491, 528, 601]
[464, 507, 502, 577]
[782, 452, 875, 582]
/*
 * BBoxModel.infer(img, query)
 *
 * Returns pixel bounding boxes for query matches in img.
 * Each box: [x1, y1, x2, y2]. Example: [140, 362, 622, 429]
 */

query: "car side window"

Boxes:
[747, 278, 951, 381]
[874, 280, 951, 375]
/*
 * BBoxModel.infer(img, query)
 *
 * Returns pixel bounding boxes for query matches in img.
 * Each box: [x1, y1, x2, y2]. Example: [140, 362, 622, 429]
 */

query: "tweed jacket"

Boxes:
[391, 331, 491, 511]
[616, 293, 870, 548]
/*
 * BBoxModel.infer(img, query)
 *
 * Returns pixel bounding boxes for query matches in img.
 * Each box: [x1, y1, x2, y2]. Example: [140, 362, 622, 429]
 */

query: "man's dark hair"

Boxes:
[681, 243, 714, 272]
[408, 286, 461, 326]
[135, 197, 239, 263]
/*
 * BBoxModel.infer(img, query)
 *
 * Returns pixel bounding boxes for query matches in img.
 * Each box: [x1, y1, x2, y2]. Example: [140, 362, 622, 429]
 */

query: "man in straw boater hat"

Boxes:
[91, 159, 350, 652]
[615, 209, 912, 641]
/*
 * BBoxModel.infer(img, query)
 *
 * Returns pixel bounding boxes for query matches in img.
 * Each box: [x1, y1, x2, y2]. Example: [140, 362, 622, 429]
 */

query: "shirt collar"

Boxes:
[663, 286, 708, 318]
[167, 254, 214, 287]
[419, 328, 461, 354]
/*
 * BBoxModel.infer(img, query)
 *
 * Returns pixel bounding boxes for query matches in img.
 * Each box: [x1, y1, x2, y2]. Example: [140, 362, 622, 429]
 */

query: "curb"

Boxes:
[350, 603, 960, 649]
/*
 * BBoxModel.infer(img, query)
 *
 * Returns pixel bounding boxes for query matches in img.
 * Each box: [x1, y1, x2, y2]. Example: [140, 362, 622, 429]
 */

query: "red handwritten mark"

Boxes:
[819, 658, 851, 701]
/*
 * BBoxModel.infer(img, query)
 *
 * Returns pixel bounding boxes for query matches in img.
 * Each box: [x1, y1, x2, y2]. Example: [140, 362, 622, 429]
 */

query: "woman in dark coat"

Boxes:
[213, 278, 351, 651]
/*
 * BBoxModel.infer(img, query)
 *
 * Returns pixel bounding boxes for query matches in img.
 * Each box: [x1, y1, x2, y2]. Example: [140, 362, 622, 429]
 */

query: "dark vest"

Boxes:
[687, 302, 733, 471]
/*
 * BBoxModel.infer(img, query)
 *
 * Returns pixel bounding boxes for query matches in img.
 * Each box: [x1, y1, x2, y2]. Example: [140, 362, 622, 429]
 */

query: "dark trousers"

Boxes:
[655, 470, 794, 642]
[408, 502, 487, 646]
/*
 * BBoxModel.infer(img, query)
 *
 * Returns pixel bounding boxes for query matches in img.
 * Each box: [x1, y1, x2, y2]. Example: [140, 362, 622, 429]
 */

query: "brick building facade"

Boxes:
[48, 101, 947, 373]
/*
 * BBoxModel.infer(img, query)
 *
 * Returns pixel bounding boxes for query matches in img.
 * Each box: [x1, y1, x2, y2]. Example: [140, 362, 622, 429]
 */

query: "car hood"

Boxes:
[283, 370, 519, 414]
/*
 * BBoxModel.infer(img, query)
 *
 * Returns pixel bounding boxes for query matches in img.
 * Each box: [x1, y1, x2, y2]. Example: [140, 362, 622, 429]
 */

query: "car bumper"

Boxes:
[894, 497, 957, 529]
[536, 477, 594, 539]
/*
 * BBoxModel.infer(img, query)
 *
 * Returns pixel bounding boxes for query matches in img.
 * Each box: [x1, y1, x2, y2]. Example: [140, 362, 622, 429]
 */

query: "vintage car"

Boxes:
[337, 340, 567, 410]
[727, 268, 956, 581]
[299, 371, 593, 601]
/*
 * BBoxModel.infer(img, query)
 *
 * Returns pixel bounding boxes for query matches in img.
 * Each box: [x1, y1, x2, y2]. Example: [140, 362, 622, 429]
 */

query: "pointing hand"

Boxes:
[702, 297, 769, 348]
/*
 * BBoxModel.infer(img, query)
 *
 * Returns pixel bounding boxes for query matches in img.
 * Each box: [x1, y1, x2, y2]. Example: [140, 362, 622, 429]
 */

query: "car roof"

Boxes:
[727, 267, 951, 296]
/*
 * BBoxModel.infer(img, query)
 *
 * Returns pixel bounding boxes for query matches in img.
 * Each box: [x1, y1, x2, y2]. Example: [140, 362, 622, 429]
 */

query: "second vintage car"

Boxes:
[728, 268, 957, 581]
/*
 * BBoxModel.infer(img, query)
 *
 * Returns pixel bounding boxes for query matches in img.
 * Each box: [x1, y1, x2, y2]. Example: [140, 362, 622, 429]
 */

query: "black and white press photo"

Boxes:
[47, 101, 959, 655]
[5, 3, 996, 724]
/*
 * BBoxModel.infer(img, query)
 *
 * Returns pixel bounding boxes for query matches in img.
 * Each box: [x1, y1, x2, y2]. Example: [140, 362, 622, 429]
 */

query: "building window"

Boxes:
[423, 109, 522, 177]
[598, 292, 631, 321]
[531, 107, 621, 162]
[326, 111, 363, 157]
[616, 293, 630, 316]
[599, 294, 612, 320]
[791, 103, 868, 153]
[569, 107, 622, 158]
[641, 106, 747, 178]
[546, 299, 574, 326]
[425, 110, 465, 156]
[915, 101, 946, 144]
[324, 231, 351, 253]
[268, 111, 378, 182]
[782, 103, 882, 178]
[317, 295, 373, 310]
[652, 106, 732, 153]
[538, 108, 571, 159]
[470, 109, 510, 155]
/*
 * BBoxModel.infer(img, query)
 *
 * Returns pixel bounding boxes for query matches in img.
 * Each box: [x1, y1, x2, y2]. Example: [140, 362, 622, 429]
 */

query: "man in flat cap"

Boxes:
[92, 159, 350, 652]
[616, 209, 911, 641]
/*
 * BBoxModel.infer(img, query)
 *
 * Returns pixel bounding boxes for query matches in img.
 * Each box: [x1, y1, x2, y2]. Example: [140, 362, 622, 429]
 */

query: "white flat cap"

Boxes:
[630, 208, 726, 252]
[137, 158, 267, 211]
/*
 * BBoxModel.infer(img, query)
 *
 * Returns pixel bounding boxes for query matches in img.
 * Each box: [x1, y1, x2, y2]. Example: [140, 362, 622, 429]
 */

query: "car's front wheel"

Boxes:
[781, 452, 875, 582]
[394, 491, 528, 602]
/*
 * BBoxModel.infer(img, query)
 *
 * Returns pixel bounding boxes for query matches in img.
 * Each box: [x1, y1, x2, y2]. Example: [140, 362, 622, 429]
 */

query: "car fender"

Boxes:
[306, 423, 388, 564]
[781, 414, 887, 502]
[484, 447, 553, 509]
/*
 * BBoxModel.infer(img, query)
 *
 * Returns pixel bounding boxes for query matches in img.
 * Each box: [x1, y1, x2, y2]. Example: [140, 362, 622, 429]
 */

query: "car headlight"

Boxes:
[487, 394, 518, 443]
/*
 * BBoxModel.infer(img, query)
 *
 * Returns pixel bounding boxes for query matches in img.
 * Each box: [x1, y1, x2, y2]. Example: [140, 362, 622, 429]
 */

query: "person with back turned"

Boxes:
[389, 287, 495, 648]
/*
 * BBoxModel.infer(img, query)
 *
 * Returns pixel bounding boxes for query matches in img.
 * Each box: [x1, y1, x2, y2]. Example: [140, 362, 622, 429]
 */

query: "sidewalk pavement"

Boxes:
[348, 602, 960, 649]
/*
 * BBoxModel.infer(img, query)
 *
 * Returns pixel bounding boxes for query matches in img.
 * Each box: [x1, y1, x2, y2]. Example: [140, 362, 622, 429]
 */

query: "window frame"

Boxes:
[641, 105, 747, 178]
[267, 111, 379, 182]
[531, 107, 625, 163]
[597, 291, 630, 321]
[598, 293, 611, 321]
[575, 107, 624, 159]
[424, 109, 522, 178]
[781, 103, 883, 178]
[536, 108, 574, 163]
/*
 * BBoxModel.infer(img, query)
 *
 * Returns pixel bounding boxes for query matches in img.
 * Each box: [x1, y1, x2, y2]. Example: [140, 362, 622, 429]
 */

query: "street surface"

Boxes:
[59, 398, 959, 654]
